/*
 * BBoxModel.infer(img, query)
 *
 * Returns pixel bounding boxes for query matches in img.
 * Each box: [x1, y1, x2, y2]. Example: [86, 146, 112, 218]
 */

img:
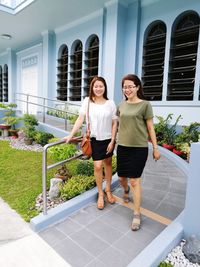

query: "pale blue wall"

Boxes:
[0, 0, 200, 124]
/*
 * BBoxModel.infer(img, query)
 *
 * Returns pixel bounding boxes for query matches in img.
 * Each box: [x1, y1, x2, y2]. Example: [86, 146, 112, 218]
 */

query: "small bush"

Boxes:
[76, 159, 94, 176]
[60, 175, 95, 200]
[48, 140, 77, 161]
[158, 261, 173, 267]
[35, 131, 54, 146]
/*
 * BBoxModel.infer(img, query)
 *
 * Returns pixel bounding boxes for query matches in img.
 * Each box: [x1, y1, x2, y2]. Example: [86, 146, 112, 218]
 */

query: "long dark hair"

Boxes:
[121, 74, 145, 100]
[89, 76, 108, 102]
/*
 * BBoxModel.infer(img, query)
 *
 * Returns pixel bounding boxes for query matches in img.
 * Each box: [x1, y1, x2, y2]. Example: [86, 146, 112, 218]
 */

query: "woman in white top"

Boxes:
[64, 76, 118, 210]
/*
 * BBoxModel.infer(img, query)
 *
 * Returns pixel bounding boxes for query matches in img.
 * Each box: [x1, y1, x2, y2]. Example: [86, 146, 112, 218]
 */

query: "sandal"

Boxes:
[123, 185, 130, 203]
[131, 213, 141, 231]
[97, 193, 105, 210]
[105, 190, 115, 204]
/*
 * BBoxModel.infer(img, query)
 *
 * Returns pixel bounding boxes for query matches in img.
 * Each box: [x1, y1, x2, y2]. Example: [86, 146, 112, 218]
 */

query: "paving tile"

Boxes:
[169, 180, 186, 195]
[55, 217, 83, 236]
[83, 202, 116, 218]
[141, 196, 161, 211]
[69, 207, 97, 226]
[125, 227, 157, 247]
[99, 205, 133, 233]
[142, 177, 170, 191]
[38, 226, 66, 247]
[85, 259, 107, 267]
[164, 192, 185, 209]
[97, 246, 131, 267]
[53, 236, 94, 267]
[156, 202, 183, 220]
[70, 228, 108, 257]
[142, 187, 167, 202]
[141, 216, 166, 234]
[86, 218, 123, 244]
[113, 234, 144, 261]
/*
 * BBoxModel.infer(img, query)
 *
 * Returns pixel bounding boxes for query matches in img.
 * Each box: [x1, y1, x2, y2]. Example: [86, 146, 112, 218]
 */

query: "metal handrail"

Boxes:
[42, 139, 83, 215]
[15, 92, 81, 130]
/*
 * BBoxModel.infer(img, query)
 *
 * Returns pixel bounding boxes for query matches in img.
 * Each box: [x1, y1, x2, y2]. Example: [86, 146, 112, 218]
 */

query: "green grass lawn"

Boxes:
[0, 140, 54, 221]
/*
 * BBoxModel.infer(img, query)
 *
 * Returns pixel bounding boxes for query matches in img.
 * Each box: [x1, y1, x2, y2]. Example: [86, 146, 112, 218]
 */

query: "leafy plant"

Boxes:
[174, 122, 200, 145]
[158, 261, 173, 267]
[23, 114, 38, 127]
[76, 159, 94, 176]
[34, 131, 54, 146]
[22, 114, 38, 140]
[60, 175, 95, 200]
[155, 114, 182, 145]
[0, 103, 21, 129]
[48, 138, 77, 161]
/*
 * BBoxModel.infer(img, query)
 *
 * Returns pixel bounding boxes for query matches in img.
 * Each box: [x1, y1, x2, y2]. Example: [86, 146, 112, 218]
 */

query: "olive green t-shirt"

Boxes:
[117, 100, 153, 147]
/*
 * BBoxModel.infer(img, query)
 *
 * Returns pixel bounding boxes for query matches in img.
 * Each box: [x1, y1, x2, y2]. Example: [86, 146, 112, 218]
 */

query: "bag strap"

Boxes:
[86, 97, 90, 136]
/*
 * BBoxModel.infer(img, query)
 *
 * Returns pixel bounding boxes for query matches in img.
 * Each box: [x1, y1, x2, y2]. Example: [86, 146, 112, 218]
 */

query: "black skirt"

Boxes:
[117, 145, 148, 178]
[91, 138, 113, 161]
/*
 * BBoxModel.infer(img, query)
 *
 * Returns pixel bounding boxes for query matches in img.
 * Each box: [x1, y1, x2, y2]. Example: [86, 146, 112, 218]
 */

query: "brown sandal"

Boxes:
[97, 193, 105, 210]
[131, 213, 141, 231]
[105, 190, 115, 204]
[123, 185, 130, 203]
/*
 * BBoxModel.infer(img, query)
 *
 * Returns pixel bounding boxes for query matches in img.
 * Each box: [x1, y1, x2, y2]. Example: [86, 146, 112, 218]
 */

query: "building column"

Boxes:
[183, 142, 200, 238]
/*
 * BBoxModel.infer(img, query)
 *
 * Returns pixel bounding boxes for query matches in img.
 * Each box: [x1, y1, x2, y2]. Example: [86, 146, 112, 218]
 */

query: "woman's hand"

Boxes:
[106, 140, 115, 154]
[63, 134, 73, 143]
[153, 148, 161, 161]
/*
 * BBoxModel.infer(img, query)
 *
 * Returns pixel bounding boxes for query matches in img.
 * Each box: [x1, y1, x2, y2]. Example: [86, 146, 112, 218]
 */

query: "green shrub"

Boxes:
[22, 114, 38, 139]
[48, 141, 77, 161]
[60, 175, 95, 200]
[154, 114, 182, 145]
[76, 159, 94, 176]
[158, 261, 173, 267]
[23, 114, 38, 126]
[34, 131, 54, 146]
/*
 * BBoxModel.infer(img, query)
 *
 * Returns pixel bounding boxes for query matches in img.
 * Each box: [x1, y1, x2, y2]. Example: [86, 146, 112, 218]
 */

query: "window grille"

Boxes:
[84, 35, 99, 98]
[69, 41, 82, 101]
[167, 12, 200, 100]
[0, 66, 2, 102]
[142, 21, 166, 101]
[3, 64, 8, 102]
[57, 45, 68, 101]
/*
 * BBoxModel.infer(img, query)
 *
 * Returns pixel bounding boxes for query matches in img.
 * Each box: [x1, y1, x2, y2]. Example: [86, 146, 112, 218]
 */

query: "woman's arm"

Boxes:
[107, 119, 118, 153]
[63, 114, 85, 143]
[146, 118, 161, 160]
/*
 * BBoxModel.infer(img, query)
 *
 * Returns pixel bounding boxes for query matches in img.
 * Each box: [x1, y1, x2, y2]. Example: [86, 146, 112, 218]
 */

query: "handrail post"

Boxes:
[42, 147, 48, 215]
[26, 94, 29, 114]
[64, 102, 67, 131]
[42, 139, 82, 215]
[43, 97, 46, 123]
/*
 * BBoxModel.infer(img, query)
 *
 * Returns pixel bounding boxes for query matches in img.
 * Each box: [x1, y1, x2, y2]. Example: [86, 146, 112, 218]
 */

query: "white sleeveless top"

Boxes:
[79, 97, 117, 141]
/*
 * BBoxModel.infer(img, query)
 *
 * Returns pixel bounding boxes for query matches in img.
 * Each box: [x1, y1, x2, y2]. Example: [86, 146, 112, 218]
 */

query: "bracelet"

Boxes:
[153, 146, 158, 150]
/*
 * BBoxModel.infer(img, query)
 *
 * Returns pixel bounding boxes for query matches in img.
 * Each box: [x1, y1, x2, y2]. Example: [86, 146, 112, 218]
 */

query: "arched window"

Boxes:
[3, 64, 8, 102]
[0, 66, 2, 102]
[142, 21, 166, 101]
[69, 41, 83, 101]
[57, 45, 68, 101]
[84, 35, 99, 97]
[167, 11, 200, 100]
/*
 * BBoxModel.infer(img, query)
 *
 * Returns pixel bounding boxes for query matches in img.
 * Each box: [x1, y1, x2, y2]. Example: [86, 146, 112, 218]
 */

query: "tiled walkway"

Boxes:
[39, 154, 187, 267]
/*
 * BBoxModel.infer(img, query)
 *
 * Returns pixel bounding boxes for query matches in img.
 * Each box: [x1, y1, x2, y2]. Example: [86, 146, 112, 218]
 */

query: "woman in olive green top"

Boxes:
[117, 74, 160, 231]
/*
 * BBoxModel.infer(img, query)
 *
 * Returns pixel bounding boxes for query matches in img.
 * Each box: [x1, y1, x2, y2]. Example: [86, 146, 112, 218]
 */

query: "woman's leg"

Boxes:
[130, 177, 142, 230]
[118, 176, 130, 203]
[104, 157, 115, 203]
[93, 160, 104, 209]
